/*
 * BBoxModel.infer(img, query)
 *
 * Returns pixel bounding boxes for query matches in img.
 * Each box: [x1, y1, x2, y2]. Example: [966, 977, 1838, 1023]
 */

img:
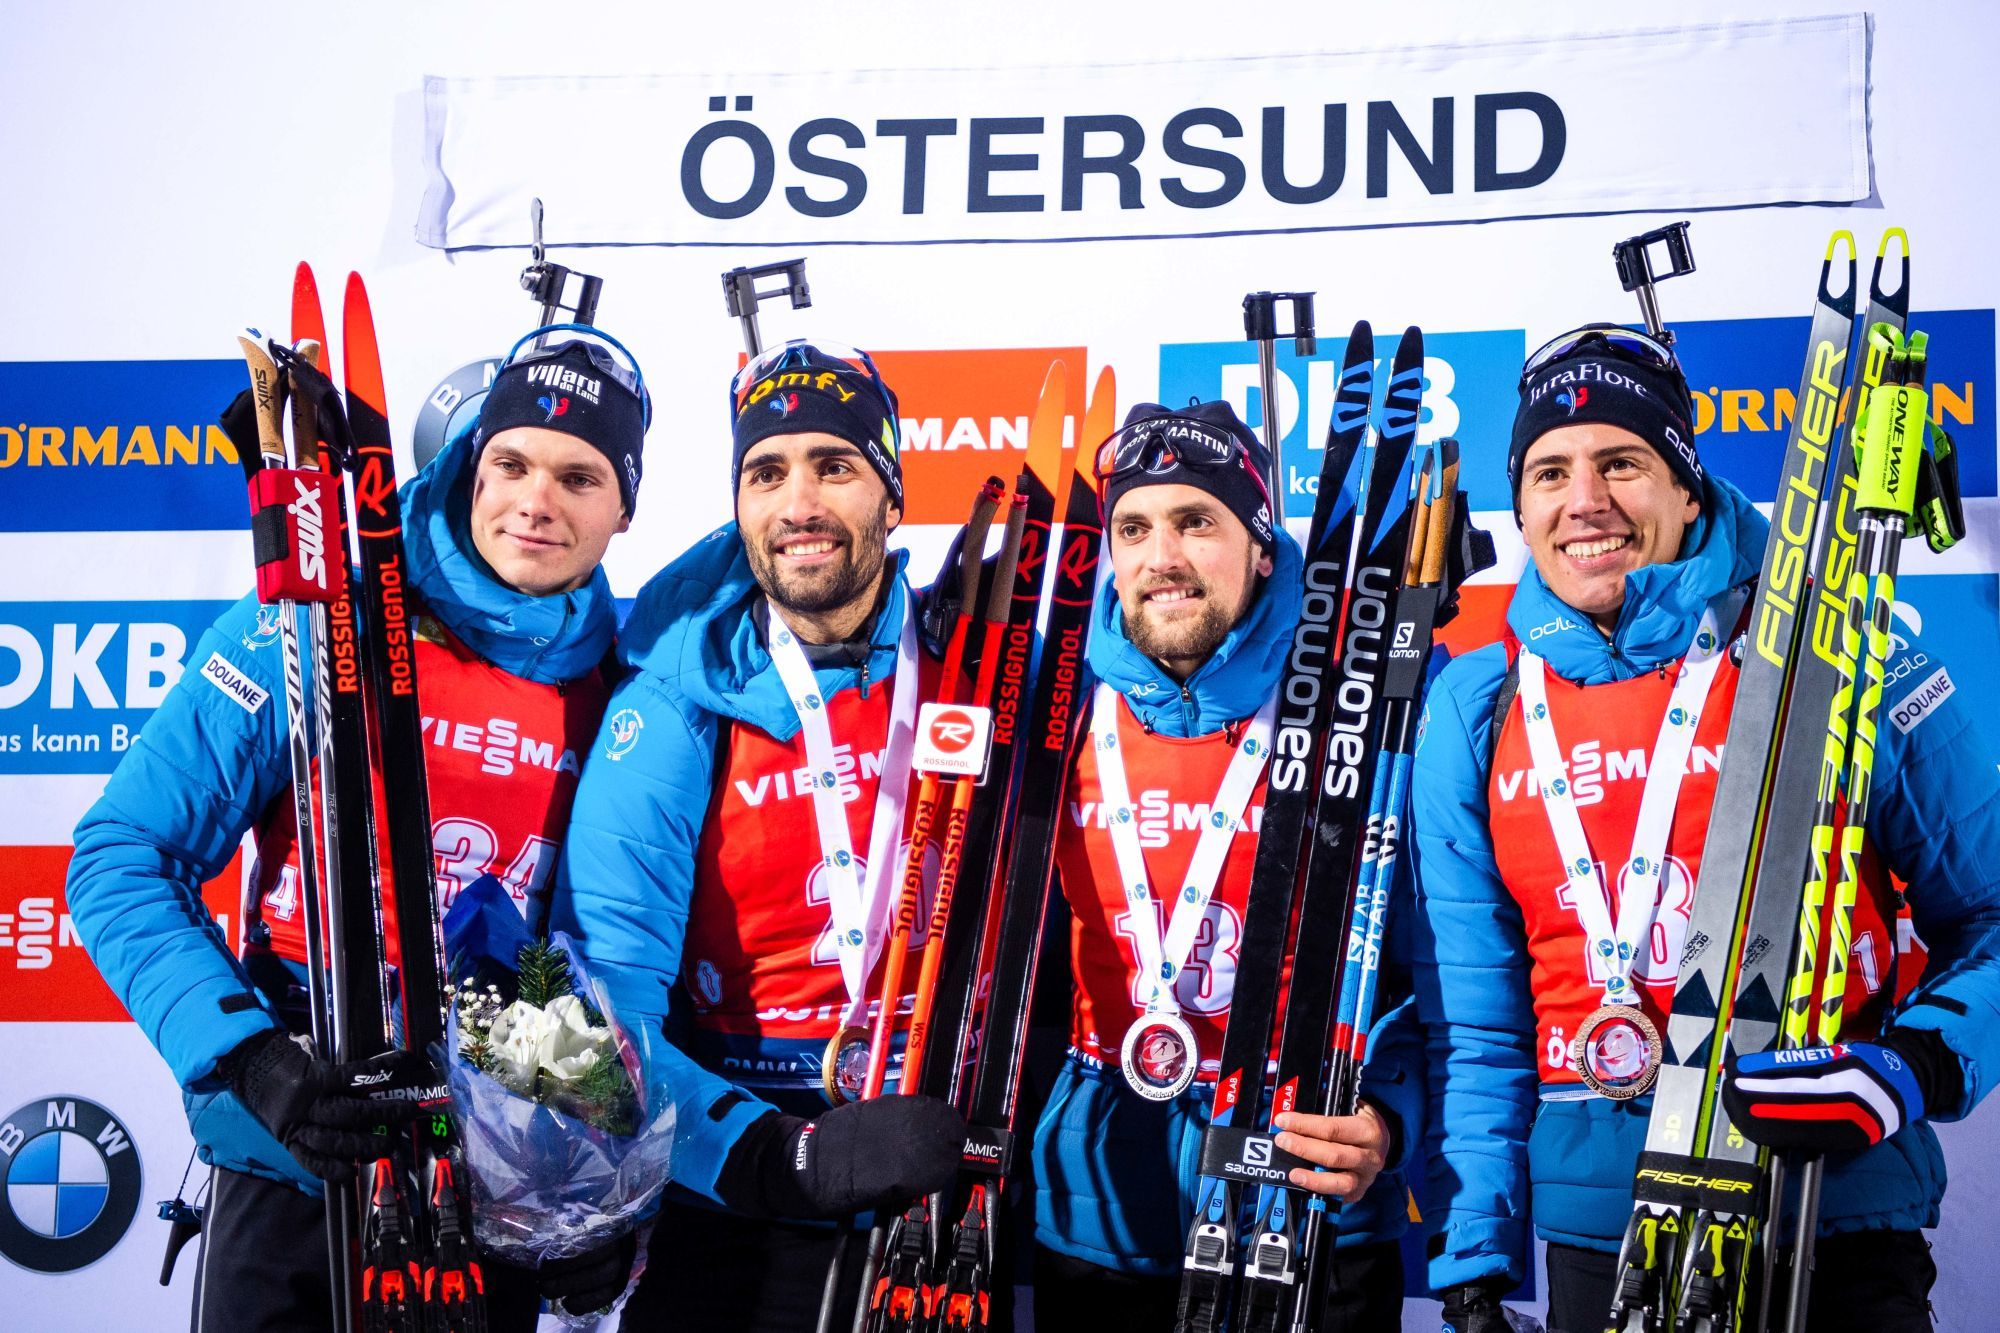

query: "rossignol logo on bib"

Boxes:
[1497, 738, 1724, 807]
[1890, 666, 1953, 734]
[420, 713, 580, 776]
[200, 652, 268, 714]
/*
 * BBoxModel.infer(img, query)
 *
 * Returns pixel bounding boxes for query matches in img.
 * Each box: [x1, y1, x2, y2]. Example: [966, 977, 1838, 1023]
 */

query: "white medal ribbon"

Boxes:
[1090, 683, 1276, 1017]
[1516, 608, 1728, 1010]
[766, 600, 922, 1027]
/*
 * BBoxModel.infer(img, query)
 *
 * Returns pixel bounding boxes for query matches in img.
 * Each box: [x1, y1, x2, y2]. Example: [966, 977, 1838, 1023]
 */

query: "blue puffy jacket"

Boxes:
[66, 428, 620, 1194]
[1032, 531, 1426, 1275]
[1408, 475, 2000, 1289]
[551, 527, 921, 1203]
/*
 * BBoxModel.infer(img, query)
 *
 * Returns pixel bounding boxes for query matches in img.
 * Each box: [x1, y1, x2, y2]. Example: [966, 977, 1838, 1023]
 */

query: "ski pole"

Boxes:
[1241, 292, 1316, 525]
[860, 481, 1005, 1102]
[1770, 326, 1932, 1333]
[234, 332, 352, 1333]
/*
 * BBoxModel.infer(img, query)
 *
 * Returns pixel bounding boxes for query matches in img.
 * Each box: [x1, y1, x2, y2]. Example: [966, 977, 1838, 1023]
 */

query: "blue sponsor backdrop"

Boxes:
[0, 601, 233, 774]
[0, 360, 247, 532]
[1160, 310, 1995, 512]
[1158, 330, 1524, 509]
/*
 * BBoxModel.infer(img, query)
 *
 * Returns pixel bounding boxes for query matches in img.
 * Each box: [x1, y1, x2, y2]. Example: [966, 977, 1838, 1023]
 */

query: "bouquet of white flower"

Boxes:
[441, 878, 672, 1317]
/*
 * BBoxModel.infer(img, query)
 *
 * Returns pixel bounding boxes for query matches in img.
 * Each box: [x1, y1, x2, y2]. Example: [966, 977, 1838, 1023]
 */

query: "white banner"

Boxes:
[419, 13, 1871, 250]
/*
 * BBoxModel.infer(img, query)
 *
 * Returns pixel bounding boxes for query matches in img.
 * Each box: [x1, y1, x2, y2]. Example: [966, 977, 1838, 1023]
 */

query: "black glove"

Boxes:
[1440, 1277, 1513, 1333]
[222, 1028, 428, 1181]
[715, 1095, 967, 1220]
[536, 1230, 639, 1316]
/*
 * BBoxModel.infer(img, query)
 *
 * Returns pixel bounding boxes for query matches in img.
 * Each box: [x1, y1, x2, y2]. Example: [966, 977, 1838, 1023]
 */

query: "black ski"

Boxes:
[344, 272, 487, 1333]
[1233, 328, 1424, 1333]
[1174, 323, 1379, 1333]
[931, 363, 1111, 1331]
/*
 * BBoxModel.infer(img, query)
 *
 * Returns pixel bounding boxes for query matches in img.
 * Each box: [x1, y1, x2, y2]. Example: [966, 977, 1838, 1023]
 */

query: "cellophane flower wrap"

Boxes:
[442, 876, 673, 1272]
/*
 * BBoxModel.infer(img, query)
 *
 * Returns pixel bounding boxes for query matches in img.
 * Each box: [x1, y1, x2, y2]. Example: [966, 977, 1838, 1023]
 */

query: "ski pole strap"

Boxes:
[1515, 607, 1727, 1011]
[246, 466, 338, 605]
[766, 605, 922, 1027]
[1089, 684, 1276, 1016]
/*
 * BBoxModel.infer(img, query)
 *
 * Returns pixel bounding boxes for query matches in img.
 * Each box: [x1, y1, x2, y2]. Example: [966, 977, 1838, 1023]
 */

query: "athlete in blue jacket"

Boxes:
[1410, 326, 2000, 1332]
[552, 343, 966, 1332]
[68, 333, 649, 1330]
[1029, 400, 1425, 1330]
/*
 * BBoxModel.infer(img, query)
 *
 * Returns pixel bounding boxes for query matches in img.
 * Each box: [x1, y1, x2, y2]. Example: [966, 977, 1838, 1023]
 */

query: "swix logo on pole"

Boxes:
[289, 475, 327, 590]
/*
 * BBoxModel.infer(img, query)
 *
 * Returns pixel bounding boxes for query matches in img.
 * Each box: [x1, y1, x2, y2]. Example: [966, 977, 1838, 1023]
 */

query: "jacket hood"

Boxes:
[1505, 474, 1764, 684]
[399, 423, 620, 684]
[616, 521, 913, 739]
[1088, 528, 1303, 737]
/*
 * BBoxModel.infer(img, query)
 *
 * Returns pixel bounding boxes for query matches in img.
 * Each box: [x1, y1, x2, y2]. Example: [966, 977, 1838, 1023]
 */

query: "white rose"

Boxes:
[536, 994, 610, 1082]
[487, 999, 553, 1091]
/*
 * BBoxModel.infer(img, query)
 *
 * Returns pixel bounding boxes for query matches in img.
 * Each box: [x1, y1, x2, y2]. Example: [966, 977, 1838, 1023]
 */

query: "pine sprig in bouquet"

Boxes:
[451, 941, 638, 1135]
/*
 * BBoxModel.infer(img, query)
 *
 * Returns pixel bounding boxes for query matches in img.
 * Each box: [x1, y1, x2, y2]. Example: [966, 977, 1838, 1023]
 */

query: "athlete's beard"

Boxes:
[1126, 584, 1234, 671]
[747, 505, 891, 630]
[1124, 549, 1259, 676]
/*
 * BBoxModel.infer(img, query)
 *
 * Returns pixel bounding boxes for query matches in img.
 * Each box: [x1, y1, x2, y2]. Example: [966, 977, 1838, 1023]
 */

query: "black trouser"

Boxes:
[1033, 1239, 1405, 1332]
[189, 1165, 539, 1333]
[625, 1199, 1026, 1333]
[1544, 1231, 1937, 1333]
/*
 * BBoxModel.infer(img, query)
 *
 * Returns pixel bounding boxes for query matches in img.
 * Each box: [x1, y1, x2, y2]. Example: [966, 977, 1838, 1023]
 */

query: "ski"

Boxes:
[1173, 323, 1379, 1333]
[344, 272, 487, 1332]
[1233, 327, 1425, 1333]
[1604, 230, 1884, 1333]
[930, 362, 1114, 1332]
[231, 330, 352, 1333]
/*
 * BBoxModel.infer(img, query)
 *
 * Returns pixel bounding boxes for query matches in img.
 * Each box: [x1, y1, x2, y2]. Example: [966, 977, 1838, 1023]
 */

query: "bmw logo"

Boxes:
[0, 1097, 142, 1274]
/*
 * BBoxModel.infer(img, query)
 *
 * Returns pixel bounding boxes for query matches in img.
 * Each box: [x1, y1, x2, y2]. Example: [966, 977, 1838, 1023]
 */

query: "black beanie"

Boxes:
[1510, 345, 1701, 507]
[1100, 400, 1277, 554]
[732, 344, 903, 509]
[478, 337, 648, 514]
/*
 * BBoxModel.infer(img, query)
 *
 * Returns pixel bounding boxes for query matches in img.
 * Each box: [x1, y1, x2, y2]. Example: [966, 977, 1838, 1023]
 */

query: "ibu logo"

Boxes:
[0, 1096, 143, 1274]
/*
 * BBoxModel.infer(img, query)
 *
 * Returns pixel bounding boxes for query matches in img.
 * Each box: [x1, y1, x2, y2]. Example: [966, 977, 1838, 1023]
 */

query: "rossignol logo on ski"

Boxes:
[200, 652, 269, 714]
[0, 1096, 142, 1274]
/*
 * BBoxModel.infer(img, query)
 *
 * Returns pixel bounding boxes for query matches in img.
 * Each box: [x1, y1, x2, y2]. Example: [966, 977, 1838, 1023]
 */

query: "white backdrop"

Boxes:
[2, 2, 1997, 1328]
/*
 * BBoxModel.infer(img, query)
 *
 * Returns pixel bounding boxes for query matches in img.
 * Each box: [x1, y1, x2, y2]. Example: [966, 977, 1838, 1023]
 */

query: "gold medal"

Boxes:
[822, 1025, 874, 1106]
[1569, 1004, 1663, 1100]
[1120, 1011, 1198, 1101]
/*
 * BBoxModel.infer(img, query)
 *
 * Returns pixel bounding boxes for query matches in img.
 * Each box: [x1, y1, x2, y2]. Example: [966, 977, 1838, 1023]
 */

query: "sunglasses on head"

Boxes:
[501, 323, 652, 427]
[1092, 414, 1273, 514]
[1519, 324, 1680, 392]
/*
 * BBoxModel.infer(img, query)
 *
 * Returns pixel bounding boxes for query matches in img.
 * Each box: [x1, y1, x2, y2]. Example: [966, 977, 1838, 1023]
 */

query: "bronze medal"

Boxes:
[1569, 1004, 1663, 1100]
